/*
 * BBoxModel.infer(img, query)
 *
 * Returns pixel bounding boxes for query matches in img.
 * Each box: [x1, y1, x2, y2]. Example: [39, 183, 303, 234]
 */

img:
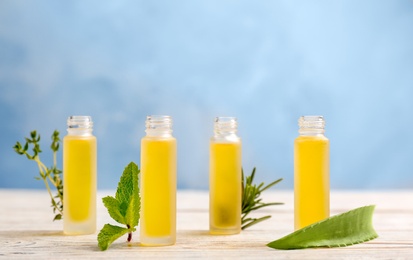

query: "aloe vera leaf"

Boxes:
[267, 205, 378, 250]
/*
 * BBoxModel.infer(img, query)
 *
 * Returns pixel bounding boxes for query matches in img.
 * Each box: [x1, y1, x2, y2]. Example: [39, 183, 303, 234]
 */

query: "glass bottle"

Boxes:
[209, 117, 242, 235]
[294, 115, 330, 230]
[140, 115, 177, 246]
[63, 116, 97, 235]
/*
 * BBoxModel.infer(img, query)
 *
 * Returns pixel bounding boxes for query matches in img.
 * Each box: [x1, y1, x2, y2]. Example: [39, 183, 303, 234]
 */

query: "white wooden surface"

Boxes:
[0, 190, 412, 259]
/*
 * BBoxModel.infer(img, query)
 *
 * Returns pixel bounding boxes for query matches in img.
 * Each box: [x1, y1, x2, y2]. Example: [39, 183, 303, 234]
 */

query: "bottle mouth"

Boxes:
[214, 116, 238, 133]
[298, 115, 325, 134]
[145, 115, 173, 134]
[67, 116, 93, 129]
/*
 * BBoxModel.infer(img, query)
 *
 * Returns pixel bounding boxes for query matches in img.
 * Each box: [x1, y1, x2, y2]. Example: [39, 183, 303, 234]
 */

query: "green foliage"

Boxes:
[102, 196, 125, 225]
[98, 224, 131, 251]
[267, 205, 378, 250]
[98, 162, 140, 251]
[242, 167, 283, 230]
[13, 130, 63, 221]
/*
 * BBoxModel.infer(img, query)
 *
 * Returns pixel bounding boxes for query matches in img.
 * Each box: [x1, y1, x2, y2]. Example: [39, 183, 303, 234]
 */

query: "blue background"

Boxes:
[1, 1, 412, 190]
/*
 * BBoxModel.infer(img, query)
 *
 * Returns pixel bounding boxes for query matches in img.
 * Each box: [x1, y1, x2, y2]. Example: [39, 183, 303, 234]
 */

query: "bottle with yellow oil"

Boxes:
[209, 117, 241, 235]
[140, 115, 177, 246]
[63, 116, 97, 235]
[294, 115, 329, 230]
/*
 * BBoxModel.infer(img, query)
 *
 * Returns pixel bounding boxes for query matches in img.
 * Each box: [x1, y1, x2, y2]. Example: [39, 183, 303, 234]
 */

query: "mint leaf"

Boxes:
[125, 163, 141, 227]
[98, 162, 140, 251]
[267, 205, 378, 250]
[117, 162, 140, 228]
[98, 224, 131, 251]
[115, 162, 137, 204]
[102, 196, 126, 225]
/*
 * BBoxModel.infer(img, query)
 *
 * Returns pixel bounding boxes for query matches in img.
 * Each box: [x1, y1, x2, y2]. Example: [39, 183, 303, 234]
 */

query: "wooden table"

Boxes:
[0, 190, 412, 259]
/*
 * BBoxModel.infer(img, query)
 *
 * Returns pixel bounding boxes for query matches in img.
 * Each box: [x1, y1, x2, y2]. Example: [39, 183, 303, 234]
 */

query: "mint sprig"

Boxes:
[98, 162, 140, 251]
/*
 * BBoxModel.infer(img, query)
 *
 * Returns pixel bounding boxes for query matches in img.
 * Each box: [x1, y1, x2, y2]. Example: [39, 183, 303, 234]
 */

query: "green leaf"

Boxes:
[52, 130, 60, 141]
[97, 224, 130, 251]
[23, 142, 29, 152]
[115, 162, 138, 204]
[242, 215, 271, 230]
[102, 196, 126, 225]
[267, 205, 378, 250]
[125, 193, 140, 228]
[126, 163, 140, 227]
[115, 162, 140, 227]
[13, 142, 21, 150]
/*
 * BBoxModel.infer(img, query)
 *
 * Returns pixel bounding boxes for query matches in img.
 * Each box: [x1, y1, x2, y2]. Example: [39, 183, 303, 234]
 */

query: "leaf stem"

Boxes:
[35, 158, 63, 215]
[127, 225, 132, 242]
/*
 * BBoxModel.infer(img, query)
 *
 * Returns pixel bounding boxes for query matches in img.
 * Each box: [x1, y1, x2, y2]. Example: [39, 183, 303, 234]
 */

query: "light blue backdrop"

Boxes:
[1, 1, 412, 190]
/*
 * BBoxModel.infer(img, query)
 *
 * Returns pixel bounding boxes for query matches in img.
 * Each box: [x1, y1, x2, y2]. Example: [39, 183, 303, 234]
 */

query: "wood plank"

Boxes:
[0, 190, 412, 259]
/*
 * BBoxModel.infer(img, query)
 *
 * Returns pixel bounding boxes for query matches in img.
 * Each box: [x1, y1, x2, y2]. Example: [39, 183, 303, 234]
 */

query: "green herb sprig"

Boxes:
[242, 167, 283, 230]
[13, 130, 63, 221]
[98, 162, 140, 251]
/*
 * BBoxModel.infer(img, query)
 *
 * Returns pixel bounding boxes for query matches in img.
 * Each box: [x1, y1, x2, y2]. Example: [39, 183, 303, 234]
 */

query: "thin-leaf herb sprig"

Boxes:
[13, 130, 63, 221]
[242, 167, 283, 230]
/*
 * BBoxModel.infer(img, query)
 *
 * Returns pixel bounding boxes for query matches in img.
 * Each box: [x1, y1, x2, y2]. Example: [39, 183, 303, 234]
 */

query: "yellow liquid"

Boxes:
[209, 141, 241, 235]
[140, 136, 177, 246]
[294, 135, 329, 230]
[63, 135, 97, 235]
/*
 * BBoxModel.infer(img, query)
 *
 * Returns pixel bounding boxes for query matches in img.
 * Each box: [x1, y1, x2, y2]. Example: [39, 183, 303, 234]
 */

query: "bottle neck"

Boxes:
[145, 115, 173, 137]
[213, 117, 238, 137]
[298, 115, 325, 136]
[67, 116, 93, 136]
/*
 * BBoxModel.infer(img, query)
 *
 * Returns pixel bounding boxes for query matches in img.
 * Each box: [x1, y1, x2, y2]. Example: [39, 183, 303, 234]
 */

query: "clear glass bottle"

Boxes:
[63, 116, 97, 235]
[140, 115, 177, 246]
[294, 115, 330, 230]
[209, 117, 242, 235]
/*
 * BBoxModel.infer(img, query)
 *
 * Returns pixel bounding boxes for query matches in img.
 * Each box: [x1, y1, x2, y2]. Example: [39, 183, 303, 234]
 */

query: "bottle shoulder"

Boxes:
[64, 134, 96, 140]
[142, 135, 176, 142]
[295, 135, 329, 142]
[211, 135, 241, 143]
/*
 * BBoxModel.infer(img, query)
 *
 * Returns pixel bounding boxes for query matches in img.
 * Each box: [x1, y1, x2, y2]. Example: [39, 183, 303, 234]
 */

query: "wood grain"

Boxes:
[0, 190, 412, 259]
